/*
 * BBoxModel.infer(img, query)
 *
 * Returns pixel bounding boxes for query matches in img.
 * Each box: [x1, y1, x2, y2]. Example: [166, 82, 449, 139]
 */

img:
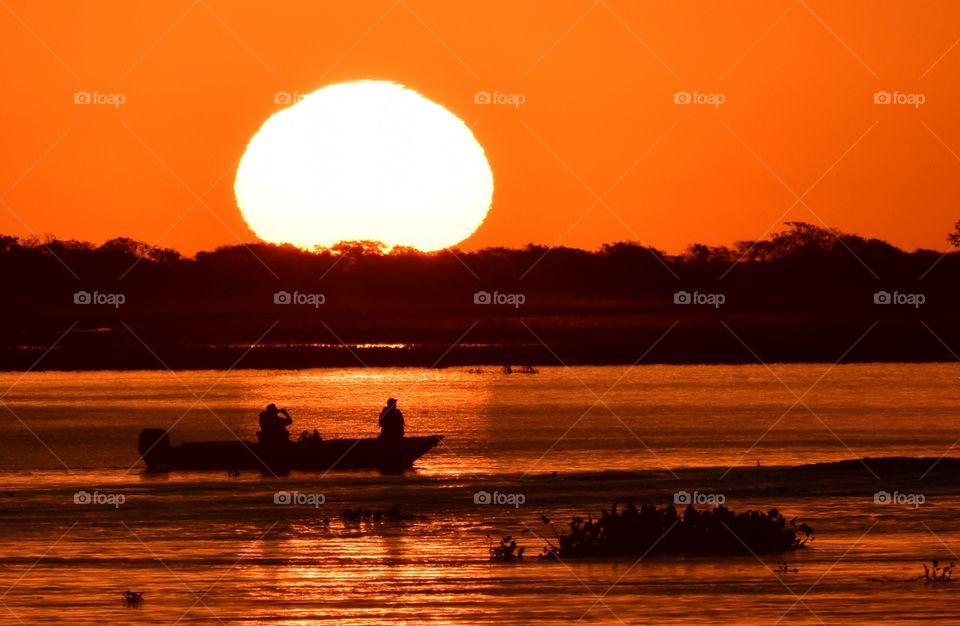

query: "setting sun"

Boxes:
[234, 80, 493, 251]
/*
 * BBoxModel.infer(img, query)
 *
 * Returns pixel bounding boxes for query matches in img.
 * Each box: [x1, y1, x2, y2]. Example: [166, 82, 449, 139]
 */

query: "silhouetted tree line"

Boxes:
[0, 222, 957, 369]
[1, 221, 955, 301]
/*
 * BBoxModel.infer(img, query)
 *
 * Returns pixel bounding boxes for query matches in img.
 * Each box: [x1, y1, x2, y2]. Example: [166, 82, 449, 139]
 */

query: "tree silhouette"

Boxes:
[949, 219, 960, 248]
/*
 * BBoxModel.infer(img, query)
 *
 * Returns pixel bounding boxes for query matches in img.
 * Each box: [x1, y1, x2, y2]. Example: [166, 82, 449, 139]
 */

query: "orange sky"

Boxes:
[2, 0, 959, 254]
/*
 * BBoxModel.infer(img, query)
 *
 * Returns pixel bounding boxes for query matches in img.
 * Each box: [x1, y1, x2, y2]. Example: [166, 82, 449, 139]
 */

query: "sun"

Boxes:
[234, 80, 494, 252]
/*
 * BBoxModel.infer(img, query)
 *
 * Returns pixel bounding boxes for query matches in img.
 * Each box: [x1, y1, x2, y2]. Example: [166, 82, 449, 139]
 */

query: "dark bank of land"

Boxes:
[483, 457, 960, 514]
[1, 222, 958, 371]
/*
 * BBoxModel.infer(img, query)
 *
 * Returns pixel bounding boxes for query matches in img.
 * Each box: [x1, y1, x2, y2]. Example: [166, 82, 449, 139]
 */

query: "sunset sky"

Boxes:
[2, 0, 959, 254]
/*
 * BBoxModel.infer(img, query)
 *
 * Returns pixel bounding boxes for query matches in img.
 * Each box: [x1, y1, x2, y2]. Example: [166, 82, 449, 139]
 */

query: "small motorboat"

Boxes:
[137, 428, 443, 473]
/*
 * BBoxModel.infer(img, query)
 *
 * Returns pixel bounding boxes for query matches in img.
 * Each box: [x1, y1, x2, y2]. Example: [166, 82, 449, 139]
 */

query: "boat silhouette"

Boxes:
[138, 428, 443, 473]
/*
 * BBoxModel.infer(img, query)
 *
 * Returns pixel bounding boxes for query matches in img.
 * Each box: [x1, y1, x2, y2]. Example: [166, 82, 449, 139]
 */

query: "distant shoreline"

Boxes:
[3, 224, 958, 372]
[2, 341, 959, 372]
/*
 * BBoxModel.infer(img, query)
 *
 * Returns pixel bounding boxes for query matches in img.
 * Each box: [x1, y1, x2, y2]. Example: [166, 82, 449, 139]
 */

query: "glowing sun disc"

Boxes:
[234, 80, 494, 251]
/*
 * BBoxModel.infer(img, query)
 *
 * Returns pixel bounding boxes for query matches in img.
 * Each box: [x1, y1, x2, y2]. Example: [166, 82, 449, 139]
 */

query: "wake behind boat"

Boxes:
[137, 399, 443, 473]
[137, 429, 443, 473]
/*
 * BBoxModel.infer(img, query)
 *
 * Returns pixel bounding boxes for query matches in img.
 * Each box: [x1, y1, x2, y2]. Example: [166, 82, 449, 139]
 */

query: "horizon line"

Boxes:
[3, 220, 957, 258]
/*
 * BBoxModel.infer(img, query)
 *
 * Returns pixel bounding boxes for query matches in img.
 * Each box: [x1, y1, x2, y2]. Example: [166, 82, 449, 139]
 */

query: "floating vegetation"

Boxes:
[339, 504, 420, 523]
[870, 559, 958, 584]
[921, 560, 954, 583]
[122, 590, 144, 606]
[488, 535, 525, 561]
[539, 503, 814, 558]
[774, 561, 799, 574]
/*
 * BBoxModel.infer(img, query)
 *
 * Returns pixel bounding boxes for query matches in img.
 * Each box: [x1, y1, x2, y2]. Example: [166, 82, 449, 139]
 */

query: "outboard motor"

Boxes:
[138, 428, 171, 471]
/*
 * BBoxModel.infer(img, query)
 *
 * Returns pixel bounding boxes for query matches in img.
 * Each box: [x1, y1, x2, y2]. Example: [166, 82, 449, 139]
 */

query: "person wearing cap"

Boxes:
[259, 403, 293, 445]
[378, 398, 405, 439]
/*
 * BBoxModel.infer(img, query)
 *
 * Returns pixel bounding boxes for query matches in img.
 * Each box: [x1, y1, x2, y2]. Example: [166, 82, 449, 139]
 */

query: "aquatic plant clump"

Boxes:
[545, 504, 813, 558]
[488, 535, 525, 561]
[921, 560, 954, 583]
[340, 503, 419, 523]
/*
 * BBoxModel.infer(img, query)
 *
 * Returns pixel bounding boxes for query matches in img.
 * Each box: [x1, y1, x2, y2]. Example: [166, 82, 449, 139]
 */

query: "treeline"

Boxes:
[0, 222, 957, 369]
[1, 221, 954, 301]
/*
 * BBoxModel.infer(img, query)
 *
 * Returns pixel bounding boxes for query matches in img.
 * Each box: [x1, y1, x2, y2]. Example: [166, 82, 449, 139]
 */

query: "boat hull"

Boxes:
[138, 429, 443, 473]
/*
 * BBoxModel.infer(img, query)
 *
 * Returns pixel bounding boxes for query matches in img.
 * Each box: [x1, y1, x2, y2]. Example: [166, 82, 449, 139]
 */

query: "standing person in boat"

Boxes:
[259, 403, 293, 445]
[378, 398, 405, 439]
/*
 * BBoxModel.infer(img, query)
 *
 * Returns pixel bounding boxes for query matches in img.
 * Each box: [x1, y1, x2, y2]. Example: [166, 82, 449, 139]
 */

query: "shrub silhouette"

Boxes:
[543, 503, 813, 558]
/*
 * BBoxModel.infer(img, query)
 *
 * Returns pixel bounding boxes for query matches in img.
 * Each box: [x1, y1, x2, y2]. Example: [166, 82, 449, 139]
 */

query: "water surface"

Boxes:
[1, 364, 958, 624]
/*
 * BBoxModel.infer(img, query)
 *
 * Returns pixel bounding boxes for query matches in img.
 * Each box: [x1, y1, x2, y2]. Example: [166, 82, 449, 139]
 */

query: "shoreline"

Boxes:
[3, 344, 960, 372]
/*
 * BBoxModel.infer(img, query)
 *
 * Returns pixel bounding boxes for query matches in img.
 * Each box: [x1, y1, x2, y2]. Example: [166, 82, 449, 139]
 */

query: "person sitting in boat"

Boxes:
[259, 403, 293, 445]
[297, 429, 323, 444]
[378, 398, 404, 439]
